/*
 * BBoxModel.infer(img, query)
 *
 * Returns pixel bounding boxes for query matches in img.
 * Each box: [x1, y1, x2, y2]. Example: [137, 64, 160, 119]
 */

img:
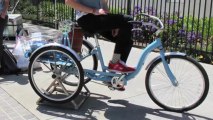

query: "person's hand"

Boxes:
[0, 13, 6, 19]
[93, 8, 108, 15]
[112, 28, 119, 37]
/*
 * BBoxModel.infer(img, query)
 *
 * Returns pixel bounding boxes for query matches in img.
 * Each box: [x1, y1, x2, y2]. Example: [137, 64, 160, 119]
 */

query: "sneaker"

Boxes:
[108, 61, 135, 73]
[119, 60, 136, 70]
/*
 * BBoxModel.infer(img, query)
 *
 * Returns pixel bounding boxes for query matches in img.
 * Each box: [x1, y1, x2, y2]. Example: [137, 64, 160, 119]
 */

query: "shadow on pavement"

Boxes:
[0, 73, 29, 85]
[36, 93, 111, 120]
[36, 93, 212, 120]
[105, 99, 212, 120]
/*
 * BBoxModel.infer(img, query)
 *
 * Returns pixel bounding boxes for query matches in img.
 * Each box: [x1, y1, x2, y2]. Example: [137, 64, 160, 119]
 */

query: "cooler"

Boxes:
[3, 14, 23, 38]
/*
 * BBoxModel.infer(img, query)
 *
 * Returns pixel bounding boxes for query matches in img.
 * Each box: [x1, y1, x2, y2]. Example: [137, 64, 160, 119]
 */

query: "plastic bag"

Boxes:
[12, 37, 30, 71]
[13, 35, 41, 71]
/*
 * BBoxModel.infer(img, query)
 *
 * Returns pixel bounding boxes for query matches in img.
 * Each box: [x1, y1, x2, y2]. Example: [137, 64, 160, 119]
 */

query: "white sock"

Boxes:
[111, 54, 121, 63]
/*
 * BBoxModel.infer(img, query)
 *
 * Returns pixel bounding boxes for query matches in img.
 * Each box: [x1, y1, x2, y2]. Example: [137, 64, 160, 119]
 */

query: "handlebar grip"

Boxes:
[140, 13, 150, 18]
[133, 13, 164, 29]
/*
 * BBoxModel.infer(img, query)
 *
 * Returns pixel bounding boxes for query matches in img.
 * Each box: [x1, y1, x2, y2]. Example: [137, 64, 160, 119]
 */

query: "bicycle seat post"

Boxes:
[92, 33, 108, 72]
[94, 34, 100, 47]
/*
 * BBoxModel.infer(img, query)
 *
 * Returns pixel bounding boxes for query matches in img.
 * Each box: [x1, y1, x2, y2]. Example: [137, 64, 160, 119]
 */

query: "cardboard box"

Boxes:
[3, 14, 23, 37]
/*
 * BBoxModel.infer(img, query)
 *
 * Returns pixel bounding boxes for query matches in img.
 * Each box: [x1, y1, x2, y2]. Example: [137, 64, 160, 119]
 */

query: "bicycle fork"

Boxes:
[159, 49, 178, 86]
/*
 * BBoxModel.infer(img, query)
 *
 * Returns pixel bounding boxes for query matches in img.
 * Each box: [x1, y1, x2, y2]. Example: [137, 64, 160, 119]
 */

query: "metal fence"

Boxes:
[12, 0, 213, 64]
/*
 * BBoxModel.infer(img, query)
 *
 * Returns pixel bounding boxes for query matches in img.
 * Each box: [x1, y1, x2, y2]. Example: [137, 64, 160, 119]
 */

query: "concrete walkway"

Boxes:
[0, 23, 213, 120]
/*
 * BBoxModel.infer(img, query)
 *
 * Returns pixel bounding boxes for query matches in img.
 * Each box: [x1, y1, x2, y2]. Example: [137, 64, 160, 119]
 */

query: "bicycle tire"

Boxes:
[49, 40, 98, 84]
[145, 55, 209, 112]
[28, 46, 84, 103]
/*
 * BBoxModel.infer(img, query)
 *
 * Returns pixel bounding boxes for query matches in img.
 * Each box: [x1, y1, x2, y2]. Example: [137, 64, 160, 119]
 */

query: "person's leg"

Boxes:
[104, 25, 135, 73]
[78, 14, 133, 61]
[0, 15, 8, 67]
[77, 13, 131, 33]
[113, 21, 133, 63]
[77, 14, 134, 73]
[100, 29, 133, 64]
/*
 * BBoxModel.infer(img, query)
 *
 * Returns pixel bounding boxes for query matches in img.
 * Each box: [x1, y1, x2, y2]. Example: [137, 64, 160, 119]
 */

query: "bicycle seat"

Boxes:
[82, 30, 96, 38]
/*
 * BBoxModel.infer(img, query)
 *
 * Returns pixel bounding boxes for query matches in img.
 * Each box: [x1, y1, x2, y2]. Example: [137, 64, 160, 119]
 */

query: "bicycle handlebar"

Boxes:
[138, 13, 164, 29]
[129, 13, 164, 30]
[129, 13, 164, 36]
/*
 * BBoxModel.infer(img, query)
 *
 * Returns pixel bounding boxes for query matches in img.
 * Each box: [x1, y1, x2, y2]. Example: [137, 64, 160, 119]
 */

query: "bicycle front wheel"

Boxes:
[28, 46, 84, 103]
[145, 55, 209, 112]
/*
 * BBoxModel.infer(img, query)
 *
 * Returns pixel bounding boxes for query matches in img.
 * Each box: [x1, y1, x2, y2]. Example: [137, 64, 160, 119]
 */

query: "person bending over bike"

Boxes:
[65, 0, 135, 73]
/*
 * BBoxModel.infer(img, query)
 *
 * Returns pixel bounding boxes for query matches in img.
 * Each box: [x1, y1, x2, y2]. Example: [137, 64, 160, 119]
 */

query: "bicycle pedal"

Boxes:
[108, 86, 115, 91]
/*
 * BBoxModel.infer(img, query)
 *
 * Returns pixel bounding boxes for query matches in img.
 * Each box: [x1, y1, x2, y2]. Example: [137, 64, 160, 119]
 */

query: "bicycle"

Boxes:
[28, 13, 209, 112]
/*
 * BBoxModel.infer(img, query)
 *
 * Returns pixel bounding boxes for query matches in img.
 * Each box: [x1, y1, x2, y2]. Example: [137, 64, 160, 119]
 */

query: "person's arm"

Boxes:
[1, 0, 9, 19]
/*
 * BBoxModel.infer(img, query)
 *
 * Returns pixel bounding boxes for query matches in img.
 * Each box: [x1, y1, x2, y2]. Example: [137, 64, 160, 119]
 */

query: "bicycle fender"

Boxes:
[30, 42, 81, 61]
[145, 52, 186, 70]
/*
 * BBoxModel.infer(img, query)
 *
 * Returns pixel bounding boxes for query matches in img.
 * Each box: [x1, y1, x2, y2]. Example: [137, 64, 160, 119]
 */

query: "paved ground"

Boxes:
[0, 23, 213, 120]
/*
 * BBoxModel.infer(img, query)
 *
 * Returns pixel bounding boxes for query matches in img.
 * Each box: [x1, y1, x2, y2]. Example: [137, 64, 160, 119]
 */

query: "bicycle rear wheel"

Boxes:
[145, 55, 209, 112]
[28, 46, 84, 103]
[55, 40, 98, 85]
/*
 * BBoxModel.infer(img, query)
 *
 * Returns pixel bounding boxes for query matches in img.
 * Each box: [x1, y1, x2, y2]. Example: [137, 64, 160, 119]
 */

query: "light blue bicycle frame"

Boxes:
[83, 36, 178, 86]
